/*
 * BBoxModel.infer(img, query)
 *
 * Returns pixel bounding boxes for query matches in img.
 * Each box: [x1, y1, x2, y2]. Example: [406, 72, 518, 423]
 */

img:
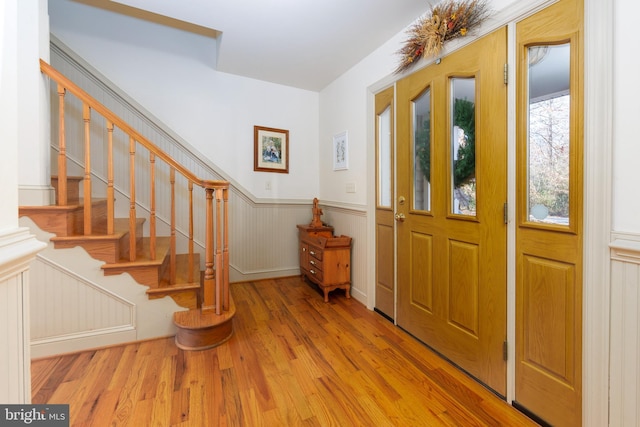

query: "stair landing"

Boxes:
[173, 298, 236, 350]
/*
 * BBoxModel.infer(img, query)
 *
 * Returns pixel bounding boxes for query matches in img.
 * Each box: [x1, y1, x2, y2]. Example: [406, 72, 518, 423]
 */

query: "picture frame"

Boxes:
[333, 131, 348, 171]
[254, 125, 289, 173]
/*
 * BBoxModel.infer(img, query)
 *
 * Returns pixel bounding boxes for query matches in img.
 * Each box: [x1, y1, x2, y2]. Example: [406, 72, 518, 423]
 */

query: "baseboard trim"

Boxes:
[30, 327, 137, 359]
[18, 185, 54, 206]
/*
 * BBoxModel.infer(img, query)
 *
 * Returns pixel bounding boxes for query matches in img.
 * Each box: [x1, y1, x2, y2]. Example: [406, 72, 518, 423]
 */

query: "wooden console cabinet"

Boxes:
[297, 224, 352, 302]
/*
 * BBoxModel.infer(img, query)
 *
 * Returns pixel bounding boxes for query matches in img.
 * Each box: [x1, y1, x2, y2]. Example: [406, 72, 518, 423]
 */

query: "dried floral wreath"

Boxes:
[395, 0, 490, 73]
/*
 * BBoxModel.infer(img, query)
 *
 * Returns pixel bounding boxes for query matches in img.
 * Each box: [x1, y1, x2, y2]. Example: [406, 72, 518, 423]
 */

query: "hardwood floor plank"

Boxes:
[170, 388, 190, 425]
[31, 354, 79, 403]
[32, 276, 539, 427]
[111, 348, 151, 424]
[150, 355, 175, 425]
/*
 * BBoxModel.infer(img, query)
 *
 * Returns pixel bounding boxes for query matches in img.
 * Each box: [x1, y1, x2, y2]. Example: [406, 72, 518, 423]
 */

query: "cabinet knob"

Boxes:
[310, 260, 315, 265]
[310, 269, 316, 275]
[309, 250, 316, 256]
[302, 247, 306, 252]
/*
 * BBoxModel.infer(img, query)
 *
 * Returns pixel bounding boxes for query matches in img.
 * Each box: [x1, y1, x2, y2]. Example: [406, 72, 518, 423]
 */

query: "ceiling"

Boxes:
[95, 0, 434, 91]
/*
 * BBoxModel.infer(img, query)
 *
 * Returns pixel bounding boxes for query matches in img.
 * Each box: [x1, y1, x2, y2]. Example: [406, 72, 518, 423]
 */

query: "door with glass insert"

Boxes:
[375, 87, 395, 319]
[396, 27, 508, 395]
[515, 0, 583, 425]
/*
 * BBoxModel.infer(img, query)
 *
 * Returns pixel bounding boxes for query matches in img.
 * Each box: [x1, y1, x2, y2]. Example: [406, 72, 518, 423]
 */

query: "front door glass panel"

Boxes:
[413, 88, 431, 212]
[527, 43, 571, 226]
[450, 77, 476, 216]
[378, 105, 392, 207]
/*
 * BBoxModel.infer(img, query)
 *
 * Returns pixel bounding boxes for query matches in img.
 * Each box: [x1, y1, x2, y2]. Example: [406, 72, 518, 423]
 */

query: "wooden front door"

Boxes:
[396, 28, 508, 395]
[374, 87, 395, 319]
[514, 0, 583, 425]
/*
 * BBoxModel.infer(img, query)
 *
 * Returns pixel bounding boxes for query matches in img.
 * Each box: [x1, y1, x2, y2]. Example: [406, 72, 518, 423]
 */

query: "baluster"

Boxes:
[129, 136, 136, 261]
[188, 181, 194, 283]
[149, 153, 156, 260]
[106, 121, 114, 235]
[83, 104, 92, 235]
[57, 84, 67, 206]
[170, 168, 176, 285]
[215, 187, 223, 315]
[202, 187, 215, 313]
[223, 187, 229, 311]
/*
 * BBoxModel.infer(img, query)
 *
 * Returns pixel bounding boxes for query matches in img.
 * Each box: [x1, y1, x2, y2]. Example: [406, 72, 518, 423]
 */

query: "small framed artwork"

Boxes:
[333, 131, 348, 171]
[254, 125, 289, 173]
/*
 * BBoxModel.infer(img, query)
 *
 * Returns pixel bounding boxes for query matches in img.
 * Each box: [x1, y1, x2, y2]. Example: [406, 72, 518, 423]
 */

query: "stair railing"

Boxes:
[40, 59, 230, 315]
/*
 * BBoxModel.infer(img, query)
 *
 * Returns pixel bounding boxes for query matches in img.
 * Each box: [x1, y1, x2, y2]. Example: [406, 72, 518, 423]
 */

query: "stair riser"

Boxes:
[20, 200, 108, 237]
[51, 176, 82, 205]
[103, 263, 164, 288]
[148, 289, 200, 309]
[118, 223, 144, 261]
[53, 239, 121, 264]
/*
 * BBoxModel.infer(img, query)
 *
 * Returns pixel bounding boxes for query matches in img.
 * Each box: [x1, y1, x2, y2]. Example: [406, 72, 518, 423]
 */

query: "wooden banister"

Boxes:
[41, 60, 219, 185]
[41, 59, 231, 321]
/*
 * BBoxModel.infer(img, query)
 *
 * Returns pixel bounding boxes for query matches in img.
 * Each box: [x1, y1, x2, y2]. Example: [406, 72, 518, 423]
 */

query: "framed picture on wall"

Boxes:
[333, 131, 348, 171]
[254, 125, 289, 173]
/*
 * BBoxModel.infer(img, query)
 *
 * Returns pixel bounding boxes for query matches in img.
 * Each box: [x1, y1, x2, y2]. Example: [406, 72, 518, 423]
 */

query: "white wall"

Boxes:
[613, 0, 640, 234]
[0, 0, 47, 404]
[0, 0, 19, 231]
[17, 0, 50, 195]
[317, 0, 520, 207]
[48, 0, 319, 201]
[318, 29, 402, 206]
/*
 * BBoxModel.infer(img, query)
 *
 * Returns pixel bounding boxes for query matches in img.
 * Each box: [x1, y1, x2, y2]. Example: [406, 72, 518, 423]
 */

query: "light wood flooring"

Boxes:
[32, 276, 539, 426]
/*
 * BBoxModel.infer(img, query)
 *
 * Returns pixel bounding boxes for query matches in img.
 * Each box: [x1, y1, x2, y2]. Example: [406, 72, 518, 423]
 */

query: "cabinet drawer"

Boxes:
[308, 257, 323, 270]
[307, 245, 323, 261]
[307, 267, 323, 282]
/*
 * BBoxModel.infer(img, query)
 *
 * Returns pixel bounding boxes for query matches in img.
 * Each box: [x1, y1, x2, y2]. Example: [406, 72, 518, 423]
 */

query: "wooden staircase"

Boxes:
[20, 60, 235, 351]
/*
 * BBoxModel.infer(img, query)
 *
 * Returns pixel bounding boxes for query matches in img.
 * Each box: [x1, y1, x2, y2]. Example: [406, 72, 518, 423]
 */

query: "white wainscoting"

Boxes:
[29, 255, 136, 357]
[0, 227, 46, 403]
[21, 216, 185, 358]
[610, 234, 640, 427]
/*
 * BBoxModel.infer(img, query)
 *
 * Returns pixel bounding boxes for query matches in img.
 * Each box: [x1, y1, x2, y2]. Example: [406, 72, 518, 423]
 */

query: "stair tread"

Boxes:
[101, 236, 172, 268]
[51, 175, 83, 180]
[146, 282, 200, 294]
[19, 198, 107, 212]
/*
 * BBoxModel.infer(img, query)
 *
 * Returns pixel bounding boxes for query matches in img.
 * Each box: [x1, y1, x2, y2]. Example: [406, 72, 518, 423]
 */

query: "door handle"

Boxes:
[394, 213, 406, 222]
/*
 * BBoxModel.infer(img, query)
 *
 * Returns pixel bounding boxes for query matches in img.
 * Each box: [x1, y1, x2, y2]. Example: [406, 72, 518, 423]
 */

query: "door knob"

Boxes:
[394, 213, 406, 222]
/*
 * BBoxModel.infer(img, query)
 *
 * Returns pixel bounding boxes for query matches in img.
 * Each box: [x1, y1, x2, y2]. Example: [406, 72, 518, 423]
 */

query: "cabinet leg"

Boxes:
[323, 289, 329, 303]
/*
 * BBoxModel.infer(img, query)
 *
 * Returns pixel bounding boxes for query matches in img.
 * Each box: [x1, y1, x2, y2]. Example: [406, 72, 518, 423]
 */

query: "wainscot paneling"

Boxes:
[29, 255, 136, 354]
[0, 227, 46, 403]
[610, 234, 640, 427]
[21, 215, 186, 357]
